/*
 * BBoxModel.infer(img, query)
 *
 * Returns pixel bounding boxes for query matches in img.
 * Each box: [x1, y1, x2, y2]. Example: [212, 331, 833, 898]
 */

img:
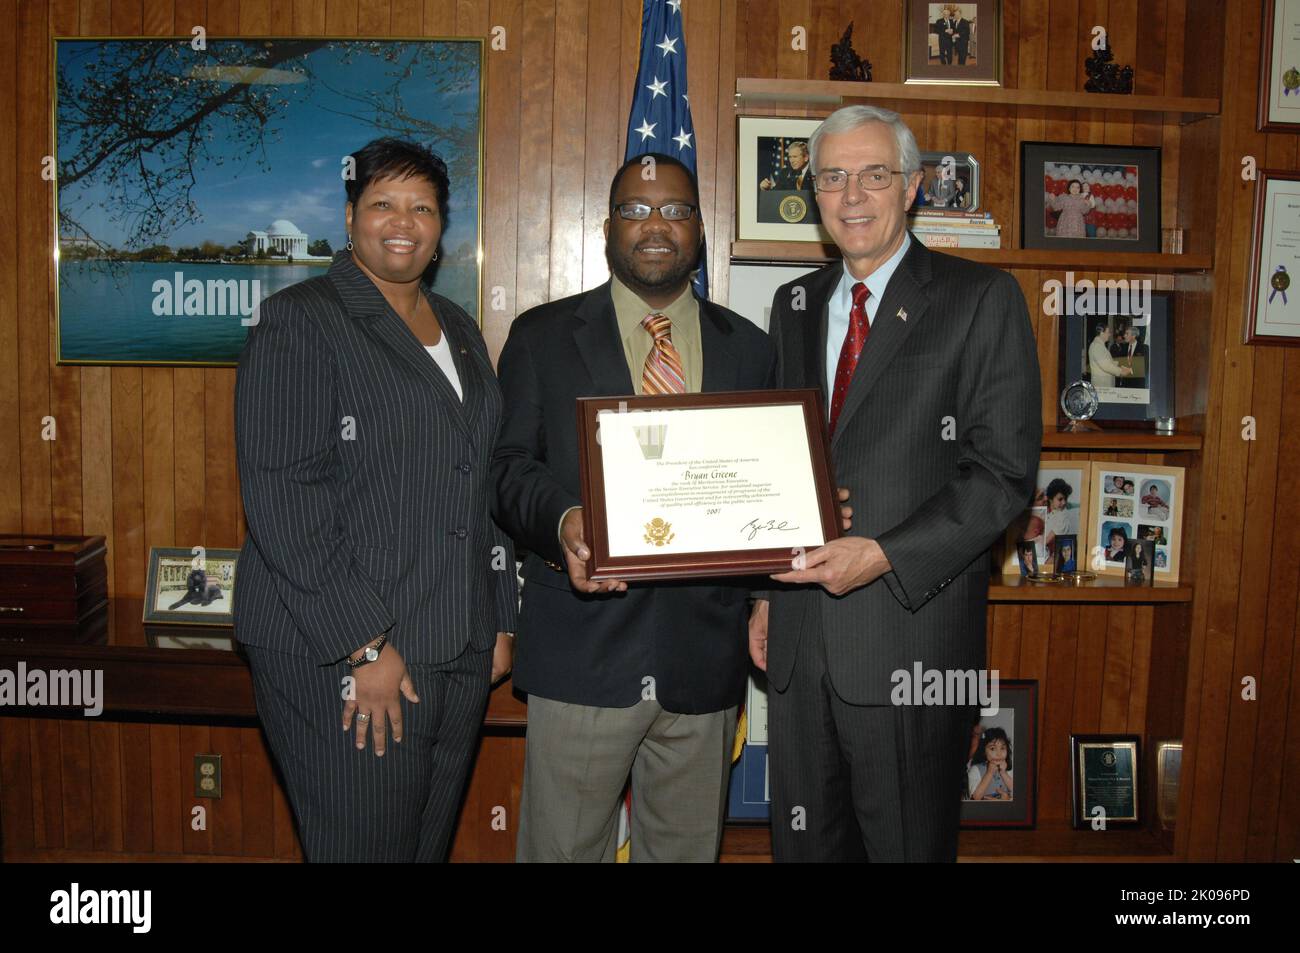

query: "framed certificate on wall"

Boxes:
[1245, 169, 1300, 345]
[1259, 0, 1300, 131]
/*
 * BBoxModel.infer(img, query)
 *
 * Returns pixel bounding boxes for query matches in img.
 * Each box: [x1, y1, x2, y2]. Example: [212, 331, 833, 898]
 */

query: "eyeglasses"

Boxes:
[814, 167, 906, 192]
[612, 202, 697, 221]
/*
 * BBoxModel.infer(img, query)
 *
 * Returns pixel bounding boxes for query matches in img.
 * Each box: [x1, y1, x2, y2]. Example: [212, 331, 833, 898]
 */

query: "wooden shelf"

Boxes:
[735, 78, 1220, 122]
[730, 240, 1211, 272]
[722, 821, 1174, 861]
[988, 575, 1192, 603]
[1042, 429, 1203, 452]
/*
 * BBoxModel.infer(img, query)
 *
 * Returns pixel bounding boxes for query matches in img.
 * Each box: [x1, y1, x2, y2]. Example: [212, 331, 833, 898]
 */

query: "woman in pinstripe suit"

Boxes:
[234, 138, 517, 862]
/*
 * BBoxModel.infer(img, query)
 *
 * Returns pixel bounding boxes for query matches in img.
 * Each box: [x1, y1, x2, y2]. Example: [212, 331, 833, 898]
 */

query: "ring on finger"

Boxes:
[357, 712, 370, 722]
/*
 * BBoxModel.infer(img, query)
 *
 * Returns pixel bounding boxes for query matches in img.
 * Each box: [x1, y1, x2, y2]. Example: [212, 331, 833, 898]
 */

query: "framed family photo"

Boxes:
[143, 546, 239, 626]
[1258, 0, 1300, 132]
[961, 679, 1037, 829]
[1244, 169, 1300, 345]
[736, 117, 830, 243]
[1089, 463, 1184, 583]
[54, 36, 485, 365]
[904, 1, 1002, 86]
[1020, 142, 1161, 254]
[1059, 290, 1175, 421]
[1001, 462, 1091, 578]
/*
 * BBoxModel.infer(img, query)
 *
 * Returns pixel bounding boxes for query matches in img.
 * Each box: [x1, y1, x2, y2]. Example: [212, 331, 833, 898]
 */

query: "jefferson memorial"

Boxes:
[243, 219, 332, 260]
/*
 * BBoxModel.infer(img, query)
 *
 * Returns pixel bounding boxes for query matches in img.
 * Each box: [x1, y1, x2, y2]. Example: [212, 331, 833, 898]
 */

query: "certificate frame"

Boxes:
[1259, 1, 1300, 133]
[1245, 169, 1300, 345]
[1070, 734, 1141, 829]
[577, 389, 840, 581]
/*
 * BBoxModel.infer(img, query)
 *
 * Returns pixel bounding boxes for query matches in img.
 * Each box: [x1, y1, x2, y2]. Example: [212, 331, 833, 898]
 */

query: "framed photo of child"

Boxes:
[1001, 462, 1091, 578]
[961, 679, 1037, 829]
[1088, 463, 1185, 583]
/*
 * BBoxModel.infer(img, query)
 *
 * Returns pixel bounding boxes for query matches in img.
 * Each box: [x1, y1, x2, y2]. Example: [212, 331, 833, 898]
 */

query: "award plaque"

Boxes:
[577, 389, 840, 581]
[1070, 734, 1141, 828]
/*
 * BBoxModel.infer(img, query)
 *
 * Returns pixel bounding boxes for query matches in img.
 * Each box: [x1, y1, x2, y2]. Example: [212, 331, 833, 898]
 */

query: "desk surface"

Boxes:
[0, 598, 528, 726]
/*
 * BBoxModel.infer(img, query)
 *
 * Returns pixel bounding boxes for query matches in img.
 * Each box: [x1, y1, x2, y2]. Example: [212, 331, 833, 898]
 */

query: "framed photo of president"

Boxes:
[904, 1, 1002, 86]
[736, 117, 831, 243]
[1058, 290, 1174, 421]
[53, 37, 485, 366]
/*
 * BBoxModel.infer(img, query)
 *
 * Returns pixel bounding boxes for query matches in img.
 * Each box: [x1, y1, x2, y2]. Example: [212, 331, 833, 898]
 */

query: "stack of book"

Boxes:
[908, 209, 1001, 249]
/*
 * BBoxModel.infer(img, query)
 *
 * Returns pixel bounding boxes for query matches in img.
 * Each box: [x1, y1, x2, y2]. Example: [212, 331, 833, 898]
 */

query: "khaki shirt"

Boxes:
[610, 275, 703, 394]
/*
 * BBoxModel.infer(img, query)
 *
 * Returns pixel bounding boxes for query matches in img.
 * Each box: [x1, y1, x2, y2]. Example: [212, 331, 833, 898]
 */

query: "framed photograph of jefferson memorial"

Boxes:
[52, 37, 484, 365]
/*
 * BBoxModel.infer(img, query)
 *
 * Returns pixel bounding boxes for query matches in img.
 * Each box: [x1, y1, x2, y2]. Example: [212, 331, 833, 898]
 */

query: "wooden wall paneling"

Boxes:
[425, 0, 456, 34]
[580, 0, 621, 291]
[744, 0, 777, 81]
[481, 0, 521, 359]
[1095, 604, 1133, 730]
[0, 718, 36, 853]
[1124, 603, 1153, 732]
[449, 733, 525, 861]
[325, 0, 360, 32]
[619, 0, 643, 162]
[546, 0, 587, 304]
[358, 0, 392, 34]
[87, 719, 124, 852]
[684, 0, 721, 299]
[238, 0, 269, 33]
[119, 722, 153, 851]
[239, 725, 277, 856]
[16, 0, 53, 537]
[179, 724, 213, 854]
[988, 604, 1021, 678]
[0, 0, 17, 534]
[392, 0, 421, 33]
[872, 0, 902, 84]
[149, 722, 183, 853]
[807, 0, 838, 89]
[293, 0, 326, 35]
[1039, 605, 1080, 825]
[205, 725, 245, 854]
[59, 721, 95, 849]
[514, 0, 555, 317]
[31, 719, 64, 847]
[1071, 603, 1107, 733]
[775, 0, 809, 80]
[1046, 0, 1078, 94]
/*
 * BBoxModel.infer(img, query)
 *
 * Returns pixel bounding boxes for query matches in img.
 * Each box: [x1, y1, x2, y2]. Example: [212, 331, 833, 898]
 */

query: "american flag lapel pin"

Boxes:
[897, 307, 908, 322]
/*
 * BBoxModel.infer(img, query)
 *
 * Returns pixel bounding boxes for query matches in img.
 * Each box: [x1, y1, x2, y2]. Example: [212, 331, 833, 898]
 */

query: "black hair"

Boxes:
[345, 137, 450, 222]
[973, 726, 1012, 767]
[1109, 525, 1129, 543]
[608, 152, 701, 212]
[1045, 478, 1073, 502]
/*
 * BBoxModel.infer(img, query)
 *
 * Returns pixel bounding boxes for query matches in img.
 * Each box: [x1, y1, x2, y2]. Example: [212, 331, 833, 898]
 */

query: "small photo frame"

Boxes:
[1016, 540, 1039, 577]
[1124, 537, 1156, 587]
[1156, 740, 1182, 832]
[1071, 734, 1141, 828]
[143, 546, 239, 626]
[1054, 533, 1078, 575]
[726, 261, 819, 333]
[1244, 169, 1300, 346]
[1059, 291, 1174, 421]
[1089, 463, 1184, 582]
[904, 1, 1002, 87]
[736, 117, 831, 243]
[961, 679, 1037, 829]
[1020, 142, 1161, 254]
[1000, 462, 1090, 577]
[911, 151, 981, 211]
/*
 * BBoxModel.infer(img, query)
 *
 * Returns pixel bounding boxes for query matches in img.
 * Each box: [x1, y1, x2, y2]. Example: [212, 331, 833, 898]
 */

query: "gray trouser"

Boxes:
[516, 694, 737, 863]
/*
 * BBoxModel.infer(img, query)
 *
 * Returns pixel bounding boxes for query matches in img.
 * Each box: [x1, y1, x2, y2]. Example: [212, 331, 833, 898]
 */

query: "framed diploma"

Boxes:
[1245, 169, 1300, 345]
[1259, 0, 1300, 132]
[577, 389, 839, 581]
[1070, 734, 1141, 829]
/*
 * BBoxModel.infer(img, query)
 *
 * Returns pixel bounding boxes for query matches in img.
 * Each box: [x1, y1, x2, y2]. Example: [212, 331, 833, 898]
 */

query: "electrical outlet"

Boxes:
[194, 754, 222, 798]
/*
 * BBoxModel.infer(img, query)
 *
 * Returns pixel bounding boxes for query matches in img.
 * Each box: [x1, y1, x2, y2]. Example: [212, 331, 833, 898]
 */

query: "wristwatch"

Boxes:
[347, 632, 389, 669]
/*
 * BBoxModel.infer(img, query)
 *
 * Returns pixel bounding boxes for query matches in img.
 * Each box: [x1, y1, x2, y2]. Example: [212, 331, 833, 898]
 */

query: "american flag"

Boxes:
[623, 0, 708, 299]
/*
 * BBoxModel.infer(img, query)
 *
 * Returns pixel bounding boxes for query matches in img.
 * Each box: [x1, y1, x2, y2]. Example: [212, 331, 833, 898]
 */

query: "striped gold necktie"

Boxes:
[641, 312, 686, 394]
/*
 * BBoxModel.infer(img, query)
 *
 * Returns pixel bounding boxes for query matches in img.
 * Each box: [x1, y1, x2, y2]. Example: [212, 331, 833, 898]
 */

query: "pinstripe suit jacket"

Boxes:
[234, 253, 517, 666]
[491, 282, 776, 713]
[766, 238, 1040, 704]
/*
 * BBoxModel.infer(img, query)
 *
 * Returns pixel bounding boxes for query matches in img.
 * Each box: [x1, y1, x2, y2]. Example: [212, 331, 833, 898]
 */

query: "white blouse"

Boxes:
[424, 337, 464, 401]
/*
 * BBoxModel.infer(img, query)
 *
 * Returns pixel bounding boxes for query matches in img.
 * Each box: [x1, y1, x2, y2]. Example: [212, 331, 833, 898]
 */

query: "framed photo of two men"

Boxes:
[903, 1, 1002, 86]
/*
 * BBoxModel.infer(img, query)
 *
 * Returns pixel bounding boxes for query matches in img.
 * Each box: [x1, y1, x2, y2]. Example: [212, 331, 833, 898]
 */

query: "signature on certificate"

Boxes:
[739, 518, 800, 541]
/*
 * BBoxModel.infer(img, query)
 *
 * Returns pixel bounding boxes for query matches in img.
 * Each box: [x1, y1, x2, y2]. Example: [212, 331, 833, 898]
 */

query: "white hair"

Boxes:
[807, 105, 922, 177]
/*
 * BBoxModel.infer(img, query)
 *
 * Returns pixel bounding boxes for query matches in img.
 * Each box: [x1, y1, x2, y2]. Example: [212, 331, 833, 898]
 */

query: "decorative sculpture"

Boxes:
[830, 22, 872, 82]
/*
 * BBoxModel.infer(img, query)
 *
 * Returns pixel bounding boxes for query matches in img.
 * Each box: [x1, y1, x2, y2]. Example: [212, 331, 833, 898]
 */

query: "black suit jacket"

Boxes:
[492, 282, 776, 713]
[765, 238, 1040, 704]
[771, 166, 814, 192]
[234, 253, 517, 666]
[1110, 340, 1148, 387]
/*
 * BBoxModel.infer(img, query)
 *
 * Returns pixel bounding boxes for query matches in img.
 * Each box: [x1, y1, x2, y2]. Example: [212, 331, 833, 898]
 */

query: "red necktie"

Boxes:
[829, 282, 870, 434]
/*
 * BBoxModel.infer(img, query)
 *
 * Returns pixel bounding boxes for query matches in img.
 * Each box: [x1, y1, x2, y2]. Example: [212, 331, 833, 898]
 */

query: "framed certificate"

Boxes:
[1070, 734, 1141, 828]
[577, 389, 839, 581]
[1245, 169, 1300, 345]
[1259, 0, 1300, 132]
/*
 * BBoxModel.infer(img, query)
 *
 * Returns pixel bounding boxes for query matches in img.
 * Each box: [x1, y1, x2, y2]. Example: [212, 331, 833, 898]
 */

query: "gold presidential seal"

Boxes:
[643, 517, 675, 547]
[778, 194, 808, 223]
